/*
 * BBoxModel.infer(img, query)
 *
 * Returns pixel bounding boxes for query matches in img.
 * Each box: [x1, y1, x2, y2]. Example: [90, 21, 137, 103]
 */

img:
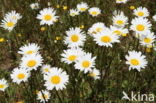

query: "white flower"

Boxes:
[18, 43, 40, 56]
[41, 64, 52, 74]
[88, 7, 101, 17]
[153, 14, 156, 21]
[30, 3, 39, 10]
[110, 25, 129, 36]
[20, 54, 43, 71]
[89, 68, 100, 80]
[88, 22, 107, 35]
[4, 10, 22, 21]
[116, 0, 129, 4]
[64, 27, 86, 48]
[93, 29, 120, 47]
[1, 17, 17, 31]
[61, 47, 85, 64]
[74, 53, 96, 73]
[130, 17, 152, 35]
[44, 67, 69, 90]
[10, 68, 30, 84]
[133, 7, 149, 18]
[37, 7, 59, 25]
[77, 2, 89, 12]
[112, 11, 128, 27]
[69, 9, 79, 17]
[0, 79, 8, 92]
[125, 51, 147, 71]
[37, 90, 50, 103]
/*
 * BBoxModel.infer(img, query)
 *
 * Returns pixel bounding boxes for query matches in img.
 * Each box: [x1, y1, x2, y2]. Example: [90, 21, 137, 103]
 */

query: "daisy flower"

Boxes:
[74, 53, 96, 73]
[110, 25, 129, 36]
[37, 7, 59, 25]
[10, 68, 30, 84]
[130, 17, 151, 35]
[64, 27, 86, 48]
[88, 7, 101, 17]
[61, 47, 85, 64]
[88, 22, 106, 35]
[133, 7, 149, 18]
[125, 51, 147, 71]
[1, 17, 17, 31]
[69, 9, 79, 17]
[93, 29, 120, 47]
[116, 0, 129, 4]
[88, 68, 100, 80]
[0, 79, 8, 92]
[37, 90, 51, 103]
[112, 11, 128, 27]
[18, 43, 40, 56]
[20, 54, 43, 71]
[4, 10, 22, 21]
[41, 64, 52, 74]
[44, 67, 69, 90]
[30, 3, 39, 10]
[77, 2, 89, 12]
[140, 31, 156, 47]
[153, 14, 156, 21]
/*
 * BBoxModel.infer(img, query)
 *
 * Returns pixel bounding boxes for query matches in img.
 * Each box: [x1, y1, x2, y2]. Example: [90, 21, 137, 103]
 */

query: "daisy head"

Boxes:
[18, 43, 40, 56]
[41, 64, 52, 74]
[110, 25, 129, 36]
[5, 10, 22, 21]
[1, 17, 17, 32]
[88, 7, 101, 17]
[69, 9, 79, 17]
[88, 68, 100, 80]
[61, 47, 85, 64]
[116, 0, 129, 4]
[64, 27, 86, 48]
[20, 54, 43, 71]
[74, 53, 96, 73]
[88, 22, 106, 35]
[30, 3, 39, 10]
[10, 68, 30, 84]
[93, 29, 120, 47]
[140, 31, 156, 47]
[37, 90, 50, 103]
[130, 17, 151, 35]
[113, 11, 128, 27]
[77, 2, 89, 12]
[153, 14, 156, 21]
[37, 7, 59, 25]
[44, 67, 69, 90]
[133, 7, 149, 18]
[125, 51, 147, 71]
[0, 79, 8, 92]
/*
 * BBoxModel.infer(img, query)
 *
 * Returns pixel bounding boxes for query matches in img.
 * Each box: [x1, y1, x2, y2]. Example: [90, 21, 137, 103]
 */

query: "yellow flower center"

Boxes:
[137, 12, 144, 16]
[116, 20, 124, 25]
[144, 38, 151, 43]
[0, 84, 5, 88]
[51, 75, 61, 84]
[130, 59, 139, 66]
[136, 24, 145, 31]
[113, 30, 122, 35]
[6, 22, 14, 27]
[27, 60, 37, 67]
[82, 60, 90, 68]
[26, 50, 34, 54]
[101, 36, 111, 43]
[68, 55, 77, 61]
[41, 94, 48, 99]
[96, 27, 102, 32]
[17, 73, 25, 79]
[44, 68, 49, 72]
[89, 73, 96, 77]
[91, 11, 98, 15]
[80, 8, 87, 11]
[44, 14, 52, 21]
[71, 35, 79, 42]
[0, 38, 5, 42]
